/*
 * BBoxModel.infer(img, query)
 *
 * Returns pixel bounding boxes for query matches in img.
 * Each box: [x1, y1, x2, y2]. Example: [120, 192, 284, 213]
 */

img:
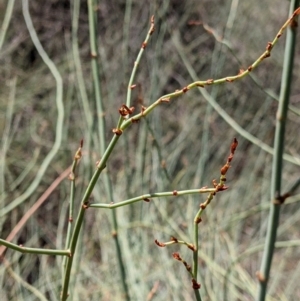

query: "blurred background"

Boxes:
[1, 0, 300, 300]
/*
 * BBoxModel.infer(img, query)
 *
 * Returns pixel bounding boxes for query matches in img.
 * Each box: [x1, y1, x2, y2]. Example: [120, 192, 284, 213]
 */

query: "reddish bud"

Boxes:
[294, 7, 300, 15]
[192, 279, 201, 290]
[188, 244, 196, 251]
[112, 128, 123, 136]
[200, 203, 206, 209]
[256, 271, 266, 283]
[195, 217, 202, 224]
[155, 239, 165, 247]
[141, 105, 147, 115]
[182, 86, 189, 93]
[172, 252, 182, 261]
[231, 138, 238, 153]
[170, 236, 178, 242]
[220, 164, 229, 175]
[266, 42, 272, 51]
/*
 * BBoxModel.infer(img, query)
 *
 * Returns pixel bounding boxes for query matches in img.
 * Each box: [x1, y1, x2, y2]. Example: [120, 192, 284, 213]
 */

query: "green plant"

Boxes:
[1, 1, 300, 301]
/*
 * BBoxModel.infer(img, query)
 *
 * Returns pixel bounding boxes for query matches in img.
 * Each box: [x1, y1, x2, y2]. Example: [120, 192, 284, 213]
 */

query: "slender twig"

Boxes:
[88, 1, 131, 300]
[61, 133, 120, 300]
[62, 141, 82, 281]
[90, 187, 217, 209]
[199, 21, 300, 118]
[257, 2, 300, 301]
[125, 15, 155, 108]
[0, 239, 70, 256]
[0, 0, 16, 50]
[120, 8, 300, 132]
[192, 138, 238, 301]
[0, 166, 71, 258]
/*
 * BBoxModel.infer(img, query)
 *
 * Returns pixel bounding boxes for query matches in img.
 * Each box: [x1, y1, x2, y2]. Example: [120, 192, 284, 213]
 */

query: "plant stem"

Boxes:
[193, 210, 202, 301]
[0, 239, 70, 256]
[0, 0, 15, 51]
[88, 1, 131, 299]
[60, 134, 120, 300]
[256, 1, 299, 301]
[62, 143, 82, 283]
[90, 188, 216, 209]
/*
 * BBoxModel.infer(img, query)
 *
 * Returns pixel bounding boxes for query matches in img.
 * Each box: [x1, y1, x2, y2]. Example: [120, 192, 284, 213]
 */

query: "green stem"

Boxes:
[193, 211, 202, 301]
[0, 239, 70, 256]
[125, 15, 154, 108]
[256, 2, 299, 301]
[60, 134, 120, 301]
[0, 0, 15, 50]
[194, 290, 202, 301]
[62, 145, 81, 283]
[88, 1, 131, 299]
[90, 188, 216, 209]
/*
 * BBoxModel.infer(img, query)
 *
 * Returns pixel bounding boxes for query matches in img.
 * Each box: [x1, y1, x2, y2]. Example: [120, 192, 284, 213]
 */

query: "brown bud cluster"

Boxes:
[220, 138, 238, 176]
[119, 104, 135, 117]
